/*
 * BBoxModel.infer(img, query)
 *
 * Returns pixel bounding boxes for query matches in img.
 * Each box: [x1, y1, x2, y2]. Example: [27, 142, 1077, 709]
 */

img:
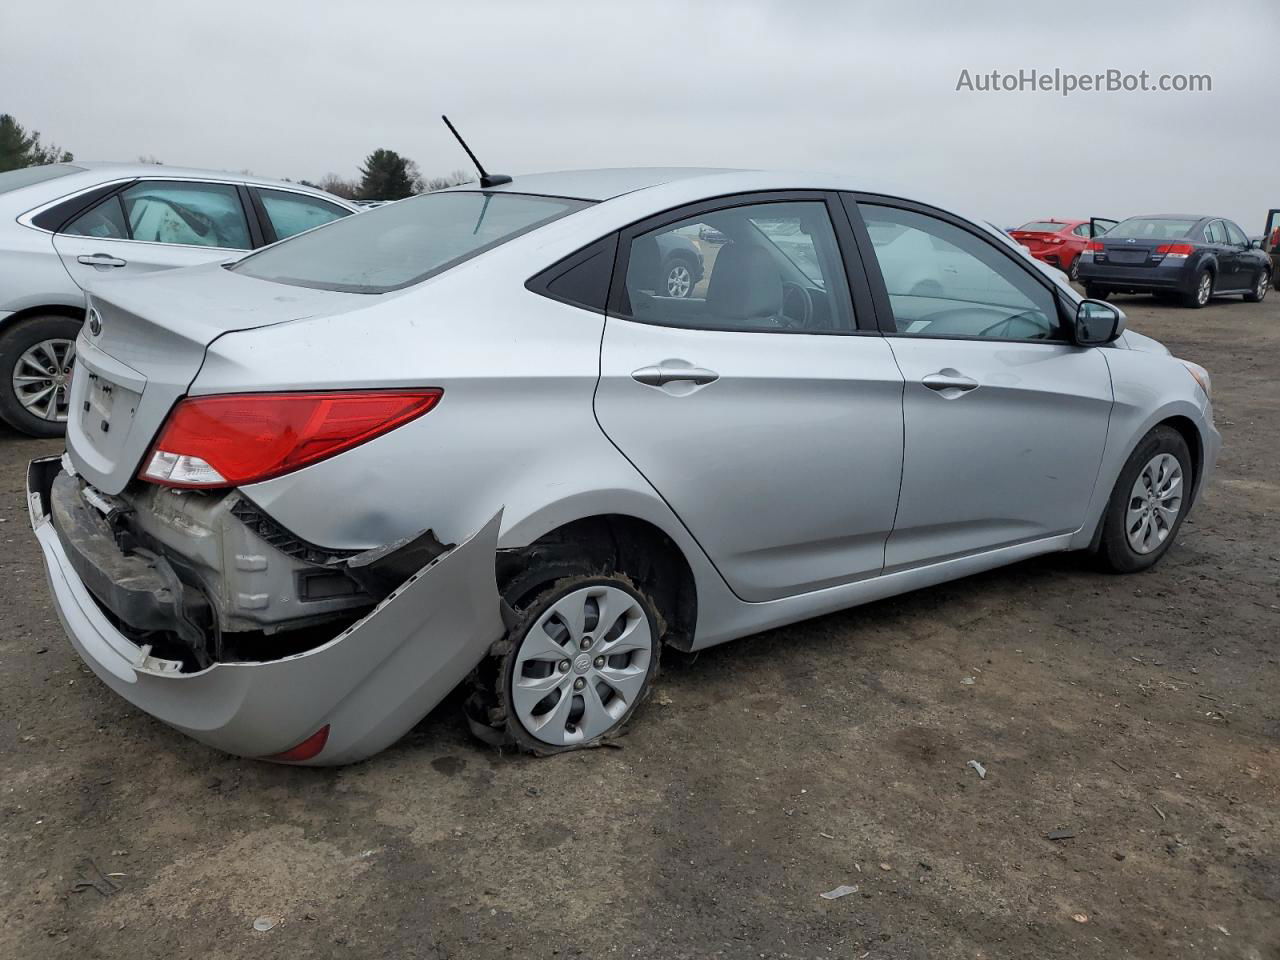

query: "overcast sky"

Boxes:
[3, 1, 1277, 228]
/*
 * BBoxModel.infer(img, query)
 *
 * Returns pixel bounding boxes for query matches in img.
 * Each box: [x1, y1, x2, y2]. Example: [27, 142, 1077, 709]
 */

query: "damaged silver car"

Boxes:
[29, 169, 1221, 764]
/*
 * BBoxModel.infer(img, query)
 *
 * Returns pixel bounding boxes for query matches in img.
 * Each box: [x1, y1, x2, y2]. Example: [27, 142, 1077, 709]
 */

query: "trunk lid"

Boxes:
[68, 263, 369, 494]
[1098, 238, 1160, 267]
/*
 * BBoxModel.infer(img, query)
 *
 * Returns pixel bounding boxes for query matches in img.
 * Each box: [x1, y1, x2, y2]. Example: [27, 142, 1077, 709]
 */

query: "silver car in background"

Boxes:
[26, 168, 1220, 764]
[0, 163, 358, 436]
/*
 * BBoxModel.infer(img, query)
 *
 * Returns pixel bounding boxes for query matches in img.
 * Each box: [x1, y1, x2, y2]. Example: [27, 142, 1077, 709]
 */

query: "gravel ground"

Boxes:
[0, 291, 1276, 959]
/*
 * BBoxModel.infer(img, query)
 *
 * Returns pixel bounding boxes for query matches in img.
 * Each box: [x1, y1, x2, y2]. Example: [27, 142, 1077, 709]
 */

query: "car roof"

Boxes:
[63, 161, 357, 205]
[1128, 214, 1212, 222]
[469, 167, 745, 201]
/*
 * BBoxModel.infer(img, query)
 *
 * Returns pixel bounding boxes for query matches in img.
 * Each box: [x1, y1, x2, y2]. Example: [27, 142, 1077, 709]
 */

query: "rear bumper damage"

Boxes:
[27, 457, 505, 765]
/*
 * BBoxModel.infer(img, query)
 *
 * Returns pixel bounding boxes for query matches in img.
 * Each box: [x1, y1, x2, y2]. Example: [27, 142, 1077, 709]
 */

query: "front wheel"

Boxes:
[469, 575, 661, 754]
[1244, 268, 1269, 302]
[1095, 425, 1193, 573]
[0, 314, 81, 438]
[661, 257, 696, 298]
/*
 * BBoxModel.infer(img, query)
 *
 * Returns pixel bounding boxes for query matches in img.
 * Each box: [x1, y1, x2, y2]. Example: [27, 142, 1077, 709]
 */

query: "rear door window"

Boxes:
[258, 188, 351, 241]
[618, 199, 854, 333]
[1207, 220, 1228, 244]
[119, 180, 252, 249]
[63, 196, 129, 239]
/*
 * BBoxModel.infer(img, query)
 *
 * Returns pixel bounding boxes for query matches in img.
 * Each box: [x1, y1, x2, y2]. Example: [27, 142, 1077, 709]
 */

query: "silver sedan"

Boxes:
[0, 163, 358, 436]
[27, 168, 1220, 764]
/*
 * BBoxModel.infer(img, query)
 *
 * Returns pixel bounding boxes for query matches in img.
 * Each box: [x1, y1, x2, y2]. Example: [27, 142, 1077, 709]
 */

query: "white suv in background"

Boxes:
[0, 163, 358, 436]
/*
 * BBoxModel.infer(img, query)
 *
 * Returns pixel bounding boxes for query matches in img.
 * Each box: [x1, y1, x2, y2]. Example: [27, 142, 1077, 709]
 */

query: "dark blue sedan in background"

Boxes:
[1078, 214, 1271, 308]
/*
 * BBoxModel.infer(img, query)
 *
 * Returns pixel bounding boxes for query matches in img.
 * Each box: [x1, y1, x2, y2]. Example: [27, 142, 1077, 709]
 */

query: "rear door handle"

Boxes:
[921, 370, 979, 394]
[77, 254, 127, 268]
[632, 363, 719, 387]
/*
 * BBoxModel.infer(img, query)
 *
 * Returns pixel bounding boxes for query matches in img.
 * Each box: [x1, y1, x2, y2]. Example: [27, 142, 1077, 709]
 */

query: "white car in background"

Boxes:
[0, 163, 358, 436]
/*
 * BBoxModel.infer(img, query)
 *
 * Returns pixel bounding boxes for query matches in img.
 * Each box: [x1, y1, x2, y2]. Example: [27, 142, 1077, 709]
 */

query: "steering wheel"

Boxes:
[781, 281, 814, 328]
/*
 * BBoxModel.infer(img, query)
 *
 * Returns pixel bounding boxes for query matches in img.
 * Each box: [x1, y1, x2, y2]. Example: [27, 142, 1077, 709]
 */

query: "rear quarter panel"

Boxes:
[193, 256, 720, 585]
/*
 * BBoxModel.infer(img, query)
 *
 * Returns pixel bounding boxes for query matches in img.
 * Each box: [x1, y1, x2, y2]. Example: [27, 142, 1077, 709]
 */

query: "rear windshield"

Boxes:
[0, 163, 85, 195]
[1106, 218, 1198, 240]
[1016, 221, 1066, 233]
[233, 190, 590, 293]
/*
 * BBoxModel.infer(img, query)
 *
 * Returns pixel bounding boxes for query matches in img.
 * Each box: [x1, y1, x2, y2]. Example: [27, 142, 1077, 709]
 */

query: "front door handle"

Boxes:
[632, 363, 720, 387]
[77, 254, 127, 268]
[921, 370, 979, 395]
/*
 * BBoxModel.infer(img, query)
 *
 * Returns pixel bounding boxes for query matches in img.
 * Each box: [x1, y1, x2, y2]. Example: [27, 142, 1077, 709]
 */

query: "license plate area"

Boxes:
[1109, 250, 1149, 265]
[79, 370, 142, 456]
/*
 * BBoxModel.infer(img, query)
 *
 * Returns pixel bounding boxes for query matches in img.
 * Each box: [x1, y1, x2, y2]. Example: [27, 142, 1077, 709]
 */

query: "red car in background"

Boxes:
[1010, 218, 1117, 281]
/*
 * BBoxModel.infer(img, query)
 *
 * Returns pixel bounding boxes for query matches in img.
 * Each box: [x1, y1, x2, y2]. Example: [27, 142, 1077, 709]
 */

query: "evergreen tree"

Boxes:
[357, 149, 416, 200]
[0, 114, 72, 172]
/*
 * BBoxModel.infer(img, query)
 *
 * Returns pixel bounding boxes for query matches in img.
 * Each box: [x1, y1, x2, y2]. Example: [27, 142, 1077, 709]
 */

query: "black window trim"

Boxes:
[840, 192, 1078, 346]
[525, 233, 619, 314]
[603, 189, 878, 337]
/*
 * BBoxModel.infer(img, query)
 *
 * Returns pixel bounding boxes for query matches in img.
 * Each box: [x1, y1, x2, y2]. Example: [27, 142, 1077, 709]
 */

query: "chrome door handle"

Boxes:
[921, 371, 979, 393]
[632, 364, 719, 387]
[77, 254, 127, 268]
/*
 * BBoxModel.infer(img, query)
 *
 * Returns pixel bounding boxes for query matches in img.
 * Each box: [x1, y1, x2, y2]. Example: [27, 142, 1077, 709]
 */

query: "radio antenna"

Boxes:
[441, 115, 511, 189]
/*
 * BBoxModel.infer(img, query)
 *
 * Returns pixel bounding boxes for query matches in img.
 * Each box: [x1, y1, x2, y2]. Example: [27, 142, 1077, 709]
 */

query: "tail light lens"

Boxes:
[1155, 242, 1195, 259]
[1085, 241, 1104, 252]
[141, 389, 442, 488]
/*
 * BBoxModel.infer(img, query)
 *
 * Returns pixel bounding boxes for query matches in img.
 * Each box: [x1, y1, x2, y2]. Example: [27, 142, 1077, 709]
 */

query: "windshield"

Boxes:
[233, 191, 590, 293]
[1106, 218, 1198, 240]
[0, 163, 84, 195]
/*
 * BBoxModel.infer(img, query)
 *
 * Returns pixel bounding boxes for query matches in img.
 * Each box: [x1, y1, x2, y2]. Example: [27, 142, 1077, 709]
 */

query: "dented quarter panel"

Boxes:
[30, 470, 506, 764]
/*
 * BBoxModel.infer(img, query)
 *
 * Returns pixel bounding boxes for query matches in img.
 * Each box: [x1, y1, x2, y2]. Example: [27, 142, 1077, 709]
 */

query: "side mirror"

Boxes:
[1074, 299, 1125, 345]
[1251, 238, 1264, 249]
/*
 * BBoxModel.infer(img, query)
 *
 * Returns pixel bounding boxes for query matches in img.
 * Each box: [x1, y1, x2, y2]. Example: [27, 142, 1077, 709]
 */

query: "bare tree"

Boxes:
[421, 169, 475, 192]
[317, 173, 359, 200]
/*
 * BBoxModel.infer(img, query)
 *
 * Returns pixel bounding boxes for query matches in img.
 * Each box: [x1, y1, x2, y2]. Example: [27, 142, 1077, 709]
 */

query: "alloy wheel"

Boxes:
[1256, 271, 1269, 300]
[12, 338, 76, 423]
[1197, 273, 1212, 306]
[511, 584, 653, 746]
[1126, 453, 1183, 554]
[665, 263, 693, 298]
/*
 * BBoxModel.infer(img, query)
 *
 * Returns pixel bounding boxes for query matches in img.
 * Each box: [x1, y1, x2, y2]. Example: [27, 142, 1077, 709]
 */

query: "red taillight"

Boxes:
[1155, 242, 1195, 257]
[262, 725, 330, 763]
[140, 389, 442, 488]
[1085, 240, 1104, 252]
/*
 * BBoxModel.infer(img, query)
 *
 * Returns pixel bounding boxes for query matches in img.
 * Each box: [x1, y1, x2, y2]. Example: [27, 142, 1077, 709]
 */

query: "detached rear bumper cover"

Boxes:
[27, 457, 504, 765]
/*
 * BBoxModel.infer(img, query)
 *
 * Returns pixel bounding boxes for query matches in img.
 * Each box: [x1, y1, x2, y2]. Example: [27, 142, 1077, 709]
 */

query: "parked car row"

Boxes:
[1011, 212, 1272, 309]
[0, 163, 358, 436]
[18, 165, 1220, 764]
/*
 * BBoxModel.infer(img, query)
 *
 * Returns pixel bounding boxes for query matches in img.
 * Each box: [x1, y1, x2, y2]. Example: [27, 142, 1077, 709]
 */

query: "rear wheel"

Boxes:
[1067, 256, 1081, 282]
[0, 314, 80, 438]
[1183, 269, 1213, 308]
[1096, 425, 1192, 573]
[467, 573, 662, 754]
[1083, 284, 1109, 301]
[1244, 268, 1269, 302]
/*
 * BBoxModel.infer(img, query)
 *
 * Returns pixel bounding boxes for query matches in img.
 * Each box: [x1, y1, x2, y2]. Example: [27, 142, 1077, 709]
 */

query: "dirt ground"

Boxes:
[1, 290, 1276, 960]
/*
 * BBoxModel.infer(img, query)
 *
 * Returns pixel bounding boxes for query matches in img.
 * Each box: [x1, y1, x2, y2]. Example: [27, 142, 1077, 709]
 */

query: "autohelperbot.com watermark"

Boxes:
[955, 68, 1211, 96]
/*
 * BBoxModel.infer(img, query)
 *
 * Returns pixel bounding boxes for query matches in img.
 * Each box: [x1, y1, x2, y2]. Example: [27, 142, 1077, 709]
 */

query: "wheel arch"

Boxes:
[1085, 405, 1209, 551]
[0, 302, 85, 335]
[497, 511, 699, 652]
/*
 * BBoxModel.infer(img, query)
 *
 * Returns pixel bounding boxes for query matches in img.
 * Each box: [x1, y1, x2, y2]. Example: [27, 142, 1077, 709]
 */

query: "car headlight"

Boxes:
[1179, 359, 1211, 399]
